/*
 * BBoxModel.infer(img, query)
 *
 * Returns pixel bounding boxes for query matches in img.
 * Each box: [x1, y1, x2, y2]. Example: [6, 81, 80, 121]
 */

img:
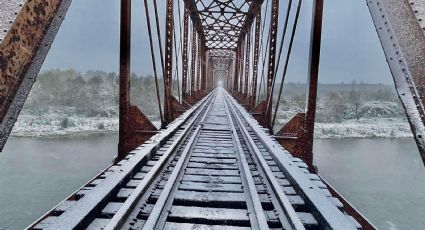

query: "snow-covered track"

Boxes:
[29, 89, 362, 230]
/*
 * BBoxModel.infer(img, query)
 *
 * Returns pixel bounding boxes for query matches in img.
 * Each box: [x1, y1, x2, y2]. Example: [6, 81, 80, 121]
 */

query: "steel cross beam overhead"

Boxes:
[183, 0, 264, 50]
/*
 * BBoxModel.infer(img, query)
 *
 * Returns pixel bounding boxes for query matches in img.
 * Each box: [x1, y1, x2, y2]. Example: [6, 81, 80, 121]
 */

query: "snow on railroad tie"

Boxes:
[30, 90, 361, 230]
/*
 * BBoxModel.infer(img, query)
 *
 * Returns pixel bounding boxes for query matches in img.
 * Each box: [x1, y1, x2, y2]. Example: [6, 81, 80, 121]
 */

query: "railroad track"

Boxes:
[30, 89, 361, 230]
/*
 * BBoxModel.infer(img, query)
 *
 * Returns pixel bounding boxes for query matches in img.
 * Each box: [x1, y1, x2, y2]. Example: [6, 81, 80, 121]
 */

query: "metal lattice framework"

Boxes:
[185, 0, 263, 50]
[195, 0, 251, 49]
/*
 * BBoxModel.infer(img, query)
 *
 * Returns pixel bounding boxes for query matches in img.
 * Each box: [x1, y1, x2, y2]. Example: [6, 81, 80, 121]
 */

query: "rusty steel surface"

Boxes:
[263, 0, 280, 130]
[182, 9, 189, 101]
[0, 0, 72, 151]
[118, 0, 158, 161]
[244, 31, 251, 96]
[163, 0, 175, 124]
[0, 0, 25, 41]
[190, 27, 197, 97]
[251, 14, 261, 105]
[367, 0, 425, 165]
[191, 0, 253, 50]
[118, 0, 132, 159]
[237, 40, 244, 95]
[304, 0, 324, 171]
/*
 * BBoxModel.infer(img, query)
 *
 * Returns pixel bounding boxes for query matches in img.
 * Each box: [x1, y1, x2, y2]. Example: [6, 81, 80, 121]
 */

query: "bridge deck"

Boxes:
[30, 89, 361, 230]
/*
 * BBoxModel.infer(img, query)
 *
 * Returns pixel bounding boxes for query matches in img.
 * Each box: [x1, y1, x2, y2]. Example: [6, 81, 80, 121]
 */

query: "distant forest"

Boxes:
[25, 69, 163, 120]
[23, 69, 405, 124]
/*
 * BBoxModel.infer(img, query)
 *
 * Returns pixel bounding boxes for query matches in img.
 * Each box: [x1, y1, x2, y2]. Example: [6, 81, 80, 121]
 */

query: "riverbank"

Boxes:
[11, 114, 412, 138]
[314, 118, 412, 138]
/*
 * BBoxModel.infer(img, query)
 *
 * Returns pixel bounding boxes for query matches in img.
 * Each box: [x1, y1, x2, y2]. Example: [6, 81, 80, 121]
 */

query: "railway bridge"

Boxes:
[1, 0, 425, 229]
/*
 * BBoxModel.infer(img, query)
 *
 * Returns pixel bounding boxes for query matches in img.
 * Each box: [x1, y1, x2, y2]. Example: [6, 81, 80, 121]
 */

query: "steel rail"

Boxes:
[104, 90, 217, 230]
[141, 92, 216, 229]
[223, 90, 270, 230]
[224, 92, 306, 230]
[225, 91, 358, 229]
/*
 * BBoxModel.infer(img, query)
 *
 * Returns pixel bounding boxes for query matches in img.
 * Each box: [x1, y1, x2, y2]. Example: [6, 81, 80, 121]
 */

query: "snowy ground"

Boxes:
[11, 113, 412, 139]
[11, 113, 119, 137]
[314, 118, 412, 139]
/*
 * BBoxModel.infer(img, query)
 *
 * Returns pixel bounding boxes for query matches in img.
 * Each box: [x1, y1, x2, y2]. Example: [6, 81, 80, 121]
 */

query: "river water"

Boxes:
[0, 135, 424, 229]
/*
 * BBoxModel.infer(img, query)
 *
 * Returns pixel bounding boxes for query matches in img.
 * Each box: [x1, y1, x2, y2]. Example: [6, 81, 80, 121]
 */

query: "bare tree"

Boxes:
[348, 89, 361, 120]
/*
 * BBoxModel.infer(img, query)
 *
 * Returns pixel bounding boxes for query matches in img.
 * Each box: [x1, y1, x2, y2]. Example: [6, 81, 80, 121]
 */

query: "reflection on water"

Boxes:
[0, 135, 424, 229]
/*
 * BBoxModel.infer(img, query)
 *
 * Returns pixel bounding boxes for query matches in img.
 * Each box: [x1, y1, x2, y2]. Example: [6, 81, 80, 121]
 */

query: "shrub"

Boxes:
[97, 122, 105, 130]
[60, 117, 74, 129]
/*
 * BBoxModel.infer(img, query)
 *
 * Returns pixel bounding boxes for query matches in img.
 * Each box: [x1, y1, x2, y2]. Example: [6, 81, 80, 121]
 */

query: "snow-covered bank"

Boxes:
[11, 113, 119, 137]
[11, 114, 412, 139]
[10, 112, 161, 137]
[314, 118, 412, 138]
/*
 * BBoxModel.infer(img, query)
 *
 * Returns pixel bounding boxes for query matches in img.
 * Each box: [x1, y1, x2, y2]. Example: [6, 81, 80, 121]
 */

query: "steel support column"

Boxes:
[190, 28, 197, 98]
[244, 31, 251, 97]
[251, 14, 261, 107]
[201, 45, 207, 92]
[233, 46, 241, 94]
[264, 0, 280, 130]
[182, 9, 189, 101]
[163, 0, 175, 124]
[118, 0, 158, 162]
[118, 0, 132, 157]
[197, 40, 202, 93]
[304, 0, 324, 171]
[239, 39, 246, 96]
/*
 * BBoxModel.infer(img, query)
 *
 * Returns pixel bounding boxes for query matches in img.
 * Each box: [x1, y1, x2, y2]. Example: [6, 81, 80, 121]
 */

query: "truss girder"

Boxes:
[185, 0, 264, 50]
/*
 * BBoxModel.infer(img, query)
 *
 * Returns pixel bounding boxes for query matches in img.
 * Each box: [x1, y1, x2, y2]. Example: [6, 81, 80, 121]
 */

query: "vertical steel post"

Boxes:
[244, 31, 251, 97]
[118, 0, 131, 156]
[233, 46, 241, 93]
[252, 14, 261, 105]
[182, 9, 189, 101]
[163, 0, 174, 124]
[190, 28, 197, 96]
[197, 40, 202, 92]
[239, 39, 246, 95]
[264, 0, 280, 130]
[228, 59, 234, 91]
[201, 45, 207, 92]
[304, 0, 324, 171]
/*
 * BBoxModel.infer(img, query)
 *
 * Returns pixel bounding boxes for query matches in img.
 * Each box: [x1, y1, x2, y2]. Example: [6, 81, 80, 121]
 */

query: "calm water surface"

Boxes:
[0, 135, 424, 229]
[314, 138, 425, 230]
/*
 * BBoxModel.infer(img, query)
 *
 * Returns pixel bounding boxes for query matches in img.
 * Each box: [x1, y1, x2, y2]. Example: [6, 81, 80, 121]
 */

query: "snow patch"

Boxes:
[314, 118, 412, 139]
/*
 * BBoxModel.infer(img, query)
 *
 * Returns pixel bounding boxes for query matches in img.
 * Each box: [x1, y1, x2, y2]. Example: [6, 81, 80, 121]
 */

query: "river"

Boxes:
[0, 135, 424, 229]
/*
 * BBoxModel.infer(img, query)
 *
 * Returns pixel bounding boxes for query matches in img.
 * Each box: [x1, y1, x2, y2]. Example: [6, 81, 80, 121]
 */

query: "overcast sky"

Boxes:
[41, 0, 393, 84]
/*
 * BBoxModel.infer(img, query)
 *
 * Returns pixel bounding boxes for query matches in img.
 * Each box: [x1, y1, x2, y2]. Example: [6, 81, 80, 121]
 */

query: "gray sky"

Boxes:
[41, 0, 393, 84]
